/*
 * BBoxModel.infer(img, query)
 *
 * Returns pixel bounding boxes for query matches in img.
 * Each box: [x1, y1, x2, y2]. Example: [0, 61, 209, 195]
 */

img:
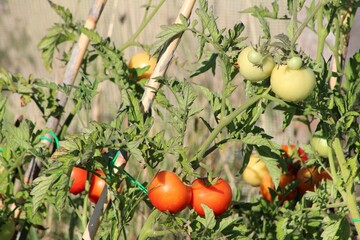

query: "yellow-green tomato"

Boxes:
[270, 65, 315, 102]
[0, 218, 15, 239]
[242, 154, 269, 187]
[128, 52, 157, 80]
[310, 137, 331, 158]
[237, 46, 275, 82]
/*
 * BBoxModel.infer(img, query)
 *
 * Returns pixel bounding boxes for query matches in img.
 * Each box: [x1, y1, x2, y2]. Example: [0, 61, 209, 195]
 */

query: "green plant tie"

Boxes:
[40, 131, 60, 149]
[0, 148, 3, 152]
[109, 150, 148, 195]
[353, 219, 360, 223]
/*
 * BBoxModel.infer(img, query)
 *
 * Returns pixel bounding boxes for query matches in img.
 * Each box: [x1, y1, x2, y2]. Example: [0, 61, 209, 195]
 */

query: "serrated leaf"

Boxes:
[197, 204, 216, 229]
[31, 174, 59, 213]
[218, 215, 237, 232]
[190, 53, 218, 77]
[276, 217, 287, 240]
[150, 23, 188, 56]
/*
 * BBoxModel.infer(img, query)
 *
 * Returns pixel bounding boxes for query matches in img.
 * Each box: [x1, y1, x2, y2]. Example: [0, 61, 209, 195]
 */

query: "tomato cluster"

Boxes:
[147, 170, 232, 216]
[242, 145, 332, 204]
[68, 167, 108, 204]
[237, 47, 316, 102]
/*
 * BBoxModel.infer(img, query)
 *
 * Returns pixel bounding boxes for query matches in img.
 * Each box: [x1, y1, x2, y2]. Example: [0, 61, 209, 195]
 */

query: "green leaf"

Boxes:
[198, 204, 216, 229]
[276, 217, 287, 240]
[190, 53, 218, 77]
[31, 174, 59, 213]
[150, 23, 188, 56]
[48, 0, 73, 24]
[218, 215, 237, 232]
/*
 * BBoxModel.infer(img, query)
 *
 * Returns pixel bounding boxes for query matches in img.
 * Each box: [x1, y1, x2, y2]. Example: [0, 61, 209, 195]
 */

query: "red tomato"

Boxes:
[296, 167, 332, 195]
[69, 167, 88, 195]
[282, 144, 308, 175]
[282, 144, 308, 162]
[260, 173, 297, 203]
[296, 166, 320, 194]
[148, 171, 192, 214]
[88, 170, 107, 204]
[191, 178, 232, 216]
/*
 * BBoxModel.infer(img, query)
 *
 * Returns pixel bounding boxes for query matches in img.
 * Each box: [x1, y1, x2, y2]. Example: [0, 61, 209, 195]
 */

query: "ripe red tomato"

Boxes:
[148, 171, 192, 214]
[296, 166, 320, 194]
[191, 178, 232, 216]
[128, 52, 157, 80]
[296, 167, 332, 195]
[88, 170, 107, 204]
[69, 167, 88, 195]
[260, 173, 297, 203]
[282, 144, 308, 162]
[282, 144, 308, 175]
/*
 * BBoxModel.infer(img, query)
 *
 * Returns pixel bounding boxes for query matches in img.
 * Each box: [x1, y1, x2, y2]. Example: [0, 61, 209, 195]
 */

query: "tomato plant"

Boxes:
[237, 46, 275, 82]
[270, 65, 316, 102]
[242, 153, 269, 187]
[128, 52, 157, 80]
[1, 0, 359, 239]
[147, 171, 191, 214]
[190, 178, 232, 216]
[88, 170, 106, 204]
[69, 166, 88, 195]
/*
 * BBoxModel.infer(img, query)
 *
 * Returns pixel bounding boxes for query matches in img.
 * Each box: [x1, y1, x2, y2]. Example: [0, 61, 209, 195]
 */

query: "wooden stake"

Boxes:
[140, 0, 196, 114]
[23, 0, 107, 184]
[83, 1, 197, 239]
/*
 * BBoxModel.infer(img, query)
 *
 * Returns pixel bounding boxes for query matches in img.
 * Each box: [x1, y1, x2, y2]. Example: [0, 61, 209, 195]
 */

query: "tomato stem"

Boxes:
[332, 137, 360, 235]
[191, 87, 271, 168]
[119, 0, 166, 52]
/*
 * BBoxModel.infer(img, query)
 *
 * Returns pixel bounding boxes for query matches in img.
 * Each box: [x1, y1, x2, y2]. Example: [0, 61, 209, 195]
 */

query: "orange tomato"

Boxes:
[88, 170, 106, 204]
[260, 173, 297, 203]
[128, 52, 157, 80]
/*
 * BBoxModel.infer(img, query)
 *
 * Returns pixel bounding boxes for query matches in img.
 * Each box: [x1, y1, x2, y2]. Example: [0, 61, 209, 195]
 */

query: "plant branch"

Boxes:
[118, 0, 167, 52]
[191, 87, 271, 168]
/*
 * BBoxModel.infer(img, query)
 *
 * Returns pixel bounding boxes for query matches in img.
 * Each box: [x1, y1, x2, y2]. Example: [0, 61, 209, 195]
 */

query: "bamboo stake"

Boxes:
[83, 1, 196, 239]
[23, 0, 107, 184]
[140, 0, 196, 114]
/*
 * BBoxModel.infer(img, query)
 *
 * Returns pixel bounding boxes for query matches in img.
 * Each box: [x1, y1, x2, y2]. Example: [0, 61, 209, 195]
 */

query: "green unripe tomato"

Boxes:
[287, 56, 303, 70]
[0, 218, 15, 239]
[310, 137, 331, 158]
[237, 46, 275, 82]
[247, 49, 263, 65]
[270, 65, 315, 102]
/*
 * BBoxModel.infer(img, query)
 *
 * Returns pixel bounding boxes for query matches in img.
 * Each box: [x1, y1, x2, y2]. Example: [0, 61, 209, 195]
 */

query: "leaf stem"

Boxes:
[290, 0, 325, 47]
[119, 0, 166, 52]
